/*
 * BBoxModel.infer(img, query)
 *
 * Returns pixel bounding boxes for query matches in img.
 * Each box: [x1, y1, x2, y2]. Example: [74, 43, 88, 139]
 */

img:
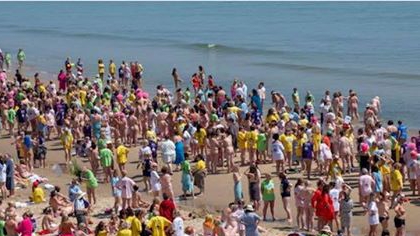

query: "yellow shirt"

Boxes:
[237, 131, 247, 149]
[228, 106, 240, 114]
[109, 63, 116, 75]
[147, 216, 171, 236]
[246, 131, 258, 150]
[196, 160, 206, 171]
[312, 132, 322, 151]
[295, 135, 307, 157]
[298, 119, 308, 128]
[390, 169, 403, 191]
[265, 113, 280, 124]
[33, 187, 45, 203]
[280, 134, 296, 153]
[116, 145, 129, 164]
[79, 90, 87, 107]
[97, 230, 108, 236]
[117, 229, 132, 236]
[146, 130, 157, 142]
[131, 217, 142, 236]
[98, 63, 105, 74]
[379, 162, 391, 175]
[194, 129, 207, 146]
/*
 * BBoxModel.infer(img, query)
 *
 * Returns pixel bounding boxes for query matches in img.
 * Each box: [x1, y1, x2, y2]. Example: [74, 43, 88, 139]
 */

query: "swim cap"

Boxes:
[361, 143, 369, 153]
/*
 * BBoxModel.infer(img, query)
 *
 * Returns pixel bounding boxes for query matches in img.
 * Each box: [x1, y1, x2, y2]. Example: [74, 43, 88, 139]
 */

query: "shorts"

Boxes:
[379, 216, 389, 223]
[394, 217, 405, 228]
[273, 155, 284, 161]
[6, 177, 14, 190]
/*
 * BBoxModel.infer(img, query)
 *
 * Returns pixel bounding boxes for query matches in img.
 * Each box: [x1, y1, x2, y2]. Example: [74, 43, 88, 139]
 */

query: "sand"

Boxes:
[2, 128, 419, 236]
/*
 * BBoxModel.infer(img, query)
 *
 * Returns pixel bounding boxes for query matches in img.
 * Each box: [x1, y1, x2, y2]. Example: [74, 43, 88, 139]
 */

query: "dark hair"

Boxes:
[94, 221, 106, 236]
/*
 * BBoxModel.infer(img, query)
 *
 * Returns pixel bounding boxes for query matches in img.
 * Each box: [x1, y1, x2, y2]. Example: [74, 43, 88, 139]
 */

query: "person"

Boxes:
[193, 154, 206, 195]
[378, 192, 390, 234]
[159, 192, 176, 222]
[98, 59, 105, 80]
[99, 145, 114, 183]
[279, 172, 292, 224]
[367, 193, 379, 236]
[59, 215, 76, 236]
[81, 166, 98, 205]
[245, 164, 261, 211]
[339, 191, 353, 236]
[359, 168, 375, 205]
[390, 163, 403, 201]
[147, 211, 172, 236]
[17, 49, 25, 69]
[17, 211, 33, 236]
[329, 182, 340, 231]
[41, 207, 58, 234]
[161, 166, 174, 201]
[0, 157, 7, 200]
[239, 205, 261, 236]
[294, 178, 305, 230]
[393, 194, 407, 236]
[312, 183, 334, 231]
[61, 128, 74, 163]
[232, 165, 243, 202]
[271, 133, 285, 174]
[117, 221, 131, 236]
[31, 181, 45, 203]
[150, 163, 161, 197]
[74, 191, 90, 226]
[109, 60, 116, 79]
[172, 210, 184, 236]
[116, 170, 136, 210]
[172, 68, 182, 89]
[261, 174, 275, 221]
[5, 154, 14, 197]
[116, 139, 129, 173]
[161, 136, 175, 173]
[181, 159, 194, 200]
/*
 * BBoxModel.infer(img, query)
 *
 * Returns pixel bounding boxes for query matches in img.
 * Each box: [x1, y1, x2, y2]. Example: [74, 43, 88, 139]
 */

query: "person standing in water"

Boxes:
[17, 49, 25, 69]
[172, 68, 182, 89]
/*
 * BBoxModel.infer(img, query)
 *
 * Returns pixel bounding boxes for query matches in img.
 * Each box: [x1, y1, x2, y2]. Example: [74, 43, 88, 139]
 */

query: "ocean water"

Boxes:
[1, 2, 420, 128]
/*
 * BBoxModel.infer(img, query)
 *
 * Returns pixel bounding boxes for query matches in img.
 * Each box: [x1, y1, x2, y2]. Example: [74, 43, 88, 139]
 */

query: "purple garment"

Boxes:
[116, 176, 135, 199]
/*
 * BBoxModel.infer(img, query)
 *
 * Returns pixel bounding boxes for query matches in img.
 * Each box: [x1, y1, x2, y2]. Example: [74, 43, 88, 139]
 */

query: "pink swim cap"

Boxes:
[116, 94, 123, 102]
[408, 142, 416, 151]
[361, 143, 369, 152]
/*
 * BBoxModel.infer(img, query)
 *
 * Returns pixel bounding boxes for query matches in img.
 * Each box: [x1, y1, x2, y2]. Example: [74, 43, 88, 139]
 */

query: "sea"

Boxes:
[1, 2, 420, 128]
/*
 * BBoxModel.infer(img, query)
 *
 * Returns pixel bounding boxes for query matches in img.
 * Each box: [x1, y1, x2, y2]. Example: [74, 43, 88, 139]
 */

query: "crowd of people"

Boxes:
[0, 48, 417, 236]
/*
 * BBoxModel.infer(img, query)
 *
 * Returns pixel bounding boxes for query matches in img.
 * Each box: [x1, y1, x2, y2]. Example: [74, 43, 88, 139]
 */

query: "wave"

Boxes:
[186, 43, 297, 57]
[253, 62, 420, 80]
[11, 27, 176, 44]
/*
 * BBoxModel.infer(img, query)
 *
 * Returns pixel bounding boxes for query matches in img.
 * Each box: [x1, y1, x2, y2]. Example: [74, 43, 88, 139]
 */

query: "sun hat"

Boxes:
[244, 204, 255, 212]
[77, 191, 86, 199]
[321, 225, 332, 233]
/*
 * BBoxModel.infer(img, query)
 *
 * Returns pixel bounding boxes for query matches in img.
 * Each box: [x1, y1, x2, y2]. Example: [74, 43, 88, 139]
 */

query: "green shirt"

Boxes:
[7, 109, 16, 123]
[84, 170, 98, 189]
[5, 53, 11, 63]
[0, 220, 5, 236]
[17, 51, 25, 62]
[261, 179, 275, 201]
[98, 138, 106, 150]
[257, 133, 267, 151]
[99, 148, 113, 167]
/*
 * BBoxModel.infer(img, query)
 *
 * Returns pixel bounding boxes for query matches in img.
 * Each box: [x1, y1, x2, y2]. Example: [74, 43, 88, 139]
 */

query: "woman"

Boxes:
[181, 159, 194, 200]
[150, 163, 161, 197]
[111, 170, 122, 213]
[173, 135, 185, 171]
[232, 165, 243, 203]
[59, 215, 76, 236]
[172, 68, 182, 89]
[279, 172, 292, 223]
[82, 167, 98, 205]
[394, 194, 406, 236]
[161, 166, 174, 200]
[367, 193, 379, 236]
[302, 181, 315, 231]
[0, 157, 7, 200]
[245, 164, 261, 211]
[41, 207, 58, 234]
[258, 173, 274, 223]
[312, 184, 334, 231]
[94, 221, 108, 236]
[294, 178, 305, 229]
[339, 191, 353, 236]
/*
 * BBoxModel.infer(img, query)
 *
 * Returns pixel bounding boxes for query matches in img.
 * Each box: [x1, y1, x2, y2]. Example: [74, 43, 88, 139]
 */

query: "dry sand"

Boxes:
[2, 129, 420, 236]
